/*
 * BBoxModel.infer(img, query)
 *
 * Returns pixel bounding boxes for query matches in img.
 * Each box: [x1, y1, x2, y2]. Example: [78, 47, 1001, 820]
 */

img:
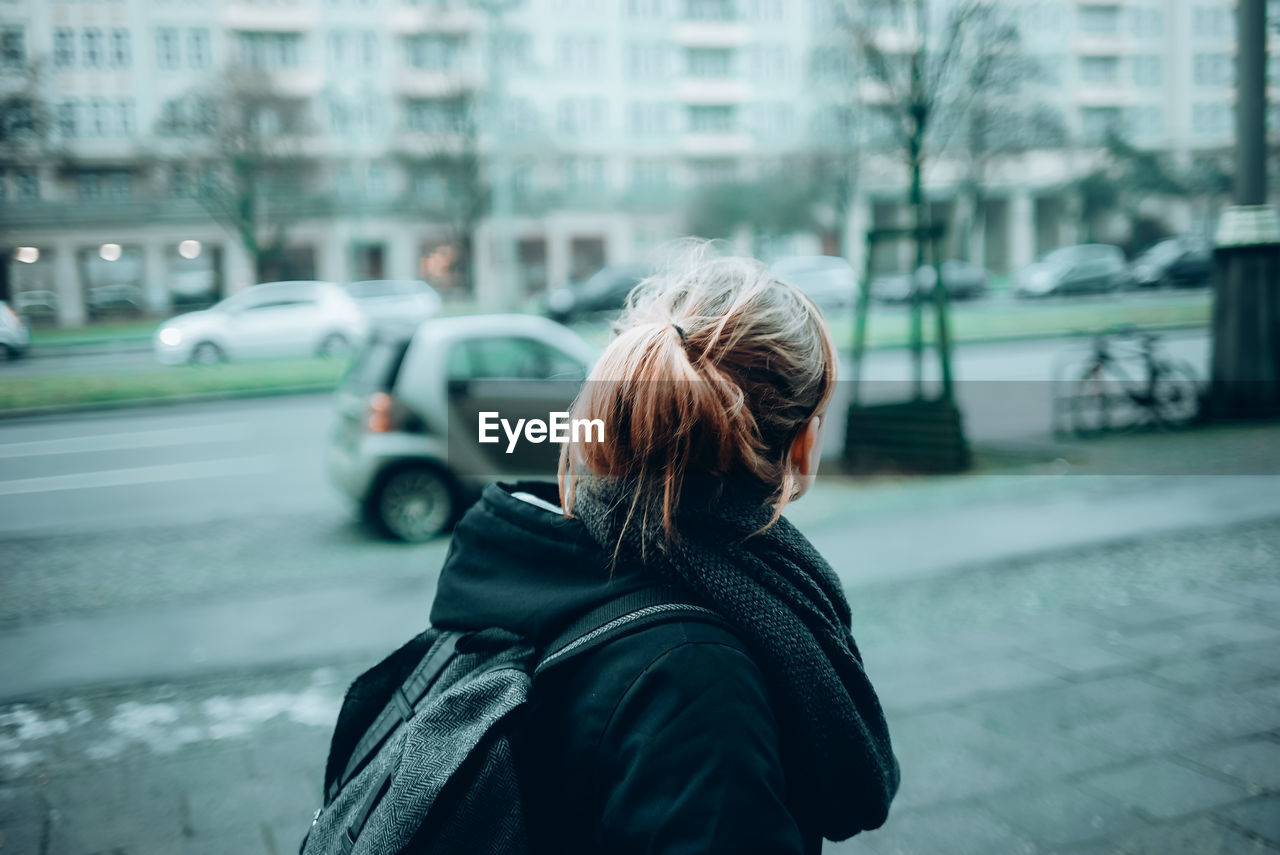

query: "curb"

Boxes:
[0, 383, 337, 421]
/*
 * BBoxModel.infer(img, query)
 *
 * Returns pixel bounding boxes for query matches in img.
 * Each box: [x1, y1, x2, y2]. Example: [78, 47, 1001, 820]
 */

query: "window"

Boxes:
[1128, 104, 1163, 139]
[689, 157, 737, 183]
[54, 28, 75, 68]
[189, 28, 210, 69]
[628, 101, 670, 136]
[1080, 106, 1122, 143]
[555, 35, 602, 75]
[1132, 55, 1161, 87]
[14, 169, 38, 200]
[1193, 53, 1233, 86]
[83, 28, 105, 68]
[0, 25, 24, 68]
[561, 156, 605, 191]
[1078, 4, 1120, 33]
[328, 32, 348, 67]
[108, 172, 131, 201]
[632, 158, 670, 188]
[170, 165, 191, 198]
[56, 100, 78, 139]
[1191, 102, 1231, 137]
[687, 104, 735, 133]
[685, 0, 735, 20]
[449, 337, 585, 381]
[118, 99, 135, 136]
[361, 31, 378, 69]
[78, 173, 103, 201]
[404, 34, 460, 70]
[626, 0, 664, 16]
[746, 0, 784, 21]
[1129, 6, 1163, 37]
[404, 98, 465, 132]
[810, 45, 848, 82]
[1079, 55, 1119, 84]
[686, 47, 732, 77]
[866, 0, 905, 29]
[156, 27, 180, 69]
[238, 32, 301, 70]
[751, 44, 788, 81]
[557, 98, 608, 135]
[627, 42, 669, 79]
[1192, 6, 1233, 38]
[110, 29, 130, 68]
[88, 98, 111, 137]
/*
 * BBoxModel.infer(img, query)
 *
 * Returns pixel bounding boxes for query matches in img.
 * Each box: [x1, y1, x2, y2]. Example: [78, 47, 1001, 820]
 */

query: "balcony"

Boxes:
[679, 131, 752, 155]
[674, 78, 752, 105]
[1072, 83, 1138, 107]
[224, 2, 318, 32]
[393, 69, 482, 98]
[671, 21, 751, 48]
[389, 5, 481, 34]
[269, 68, 326, 98]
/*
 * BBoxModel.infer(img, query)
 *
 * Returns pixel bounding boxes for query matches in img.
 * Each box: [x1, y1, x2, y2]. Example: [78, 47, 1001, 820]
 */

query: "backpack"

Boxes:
[299, 586, 726, 855]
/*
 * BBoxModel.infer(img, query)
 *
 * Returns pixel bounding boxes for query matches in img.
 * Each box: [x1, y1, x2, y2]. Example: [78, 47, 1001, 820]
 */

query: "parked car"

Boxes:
[346, 278, 443, 331]
[871, 259, 991, 303]
[0, 301, 31, 359]
[770, 255, 861, 312]
[13, 289, 59, 322]
[327, 314, 597, 541]
[1129, 237, 1214, 289]
[1013, 244, 1127, 298]
[154, 280, 369, 365]
[87, 283, 144, 318]
[542, 265, 648, 324]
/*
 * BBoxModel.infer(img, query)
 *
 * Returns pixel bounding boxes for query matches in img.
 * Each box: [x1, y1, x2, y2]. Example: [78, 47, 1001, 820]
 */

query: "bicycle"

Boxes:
[1058, 324, 1202, 437]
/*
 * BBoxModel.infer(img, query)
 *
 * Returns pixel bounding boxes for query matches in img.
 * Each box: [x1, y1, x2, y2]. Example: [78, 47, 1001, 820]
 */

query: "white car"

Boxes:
[154, 280, 369, 365]
[769, 256, 861, 312]
[346, 279, 443, 332]
[0, 301, 31, 360]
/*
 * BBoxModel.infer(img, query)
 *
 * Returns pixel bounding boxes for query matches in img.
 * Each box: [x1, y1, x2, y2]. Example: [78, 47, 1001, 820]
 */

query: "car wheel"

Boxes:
[190, 341, 225, 365]
[1, 343, 16, 361]
[370, 464, 456, 543]
[318, 333, 350, 359]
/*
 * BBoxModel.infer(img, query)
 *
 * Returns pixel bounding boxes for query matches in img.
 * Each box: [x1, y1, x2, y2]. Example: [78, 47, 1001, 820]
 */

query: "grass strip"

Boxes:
[0, 358, 345, 412]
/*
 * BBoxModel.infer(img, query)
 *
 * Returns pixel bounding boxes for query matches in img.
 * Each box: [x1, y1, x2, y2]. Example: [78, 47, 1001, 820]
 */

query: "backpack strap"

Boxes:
[327, 632, 462, 805]
[534, 585, 728, 678]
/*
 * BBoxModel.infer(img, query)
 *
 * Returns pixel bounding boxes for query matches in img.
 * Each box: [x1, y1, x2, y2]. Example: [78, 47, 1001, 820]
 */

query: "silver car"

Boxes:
[0, 301, 31, 359]
[346, 279, 443, 332]
[327, 314, 597, 542]
[770, 255, 861, 312]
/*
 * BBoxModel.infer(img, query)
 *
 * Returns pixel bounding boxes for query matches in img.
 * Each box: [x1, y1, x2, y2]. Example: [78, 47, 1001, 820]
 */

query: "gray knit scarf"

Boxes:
[571, 474, 899, 841]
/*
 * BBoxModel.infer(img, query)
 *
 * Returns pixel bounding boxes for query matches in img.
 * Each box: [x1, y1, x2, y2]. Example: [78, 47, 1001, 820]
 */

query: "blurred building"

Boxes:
[0, 0, 1272, 325]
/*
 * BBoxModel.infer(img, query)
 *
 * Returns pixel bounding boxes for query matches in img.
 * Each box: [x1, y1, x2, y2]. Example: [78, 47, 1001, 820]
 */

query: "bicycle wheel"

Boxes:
[1071, 360, 1142, 437]
[1150, 360, 1202, 428]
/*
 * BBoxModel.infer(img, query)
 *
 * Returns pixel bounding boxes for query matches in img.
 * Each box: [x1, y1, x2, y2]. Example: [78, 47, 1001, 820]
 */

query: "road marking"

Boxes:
[0, 424, 252, 459]
[0, 455, 276, 496]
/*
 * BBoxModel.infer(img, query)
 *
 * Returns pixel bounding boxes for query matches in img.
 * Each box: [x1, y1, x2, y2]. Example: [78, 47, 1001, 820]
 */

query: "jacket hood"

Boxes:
[428, 481, 651, 642]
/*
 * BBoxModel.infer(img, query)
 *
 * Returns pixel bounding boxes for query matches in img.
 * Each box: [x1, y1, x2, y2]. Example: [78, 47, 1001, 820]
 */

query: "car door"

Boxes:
[444, 334, 588, 478]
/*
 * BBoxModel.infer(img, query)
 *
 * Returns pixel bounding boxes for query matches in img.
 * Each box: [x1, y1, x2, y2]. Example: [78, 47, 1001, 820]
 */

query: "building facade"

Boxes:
[0, 0, 1269, 326]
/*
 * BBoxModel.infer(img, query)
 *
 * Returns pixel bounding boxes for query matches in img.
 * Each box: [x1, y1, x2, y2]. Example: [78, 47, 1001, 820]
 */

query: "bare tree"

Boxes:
[160, 68, 312, 280]
[397, 94, 488, 294]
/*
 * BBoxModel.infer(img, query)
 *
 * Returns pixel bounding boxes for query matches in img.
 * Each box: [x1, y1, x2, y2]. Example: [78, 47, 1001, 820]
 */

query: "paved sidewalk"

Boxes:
[2, 524, 1277, 854]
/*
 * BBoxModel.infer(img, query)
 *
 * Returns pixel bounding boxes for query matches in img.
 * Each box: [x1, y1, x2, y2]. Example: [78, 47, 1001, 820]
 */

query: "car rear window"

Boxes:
[342, 337, 411, 394]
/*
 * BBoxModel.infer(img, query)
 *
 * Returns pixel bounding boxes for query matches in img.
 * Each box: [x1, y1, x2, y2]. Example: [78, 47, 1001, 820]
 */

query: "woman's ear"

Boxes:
[790, 416, 822, 478]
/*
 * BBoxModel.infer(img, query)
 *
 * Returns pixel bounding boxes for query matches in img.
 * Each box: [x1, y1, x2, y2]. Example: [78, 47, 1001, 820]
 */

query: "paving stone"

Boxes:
[982, 781, 1150, 849]
[1179, 618, 1280, 652]
[1072, 595, 1242, 635]
[0, 784, 48, 855]
[967, 730, 1118, 782]
[1179, 739, 1280, 794]
[1106, 815, 1278, 854]
[1079, 758, 1248, 820]
[1172, 691, 1280, 742]
[1066, 708, 1219, 758]
[827, 803, 1036, 855]
[1215, 796, 1280, 847]
[1148, 645, 1280, 691]
[966, 675, 1182, 734]
[876, 655, 1063, 712]
[890, 745, 1024, 810]
[1018, 637, 1145, 678]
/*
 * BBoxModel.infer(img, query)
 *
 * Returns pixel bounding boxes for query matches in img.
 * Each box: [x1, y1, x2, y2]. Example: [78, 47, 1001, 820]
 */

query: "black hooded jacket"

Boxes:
[429, 481, 822, 855]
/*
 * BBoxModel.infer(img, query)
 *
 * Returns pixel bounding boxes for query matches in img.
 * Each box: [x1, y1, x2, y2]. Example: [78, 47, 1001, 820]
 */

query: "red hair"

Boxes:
[558, 244, 838, 549]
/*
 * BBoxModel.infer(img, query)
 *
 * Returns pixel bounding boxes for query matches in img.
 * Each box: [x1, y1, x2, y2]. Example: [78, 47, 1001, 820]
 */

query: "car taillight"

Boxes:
[366, 393, 397, 433]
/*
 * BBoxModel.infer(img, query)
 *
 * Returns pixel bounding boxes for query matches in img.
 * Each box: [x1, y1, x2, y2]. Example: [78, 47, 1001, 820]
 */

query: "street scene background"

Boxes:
[3, 0, 1280, 853]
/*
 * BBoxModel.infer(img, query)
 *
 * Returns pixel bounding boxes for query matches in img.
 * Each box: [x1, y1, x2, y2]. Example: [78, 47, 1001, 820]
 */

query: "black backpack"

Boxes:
[300, 586, 725, 855]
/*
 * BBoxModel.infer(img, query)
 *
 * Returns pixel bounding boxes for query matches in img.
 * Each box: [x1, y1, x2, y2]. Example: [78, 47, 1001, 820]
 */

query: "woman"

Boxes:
[428, 248, 898, 853]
